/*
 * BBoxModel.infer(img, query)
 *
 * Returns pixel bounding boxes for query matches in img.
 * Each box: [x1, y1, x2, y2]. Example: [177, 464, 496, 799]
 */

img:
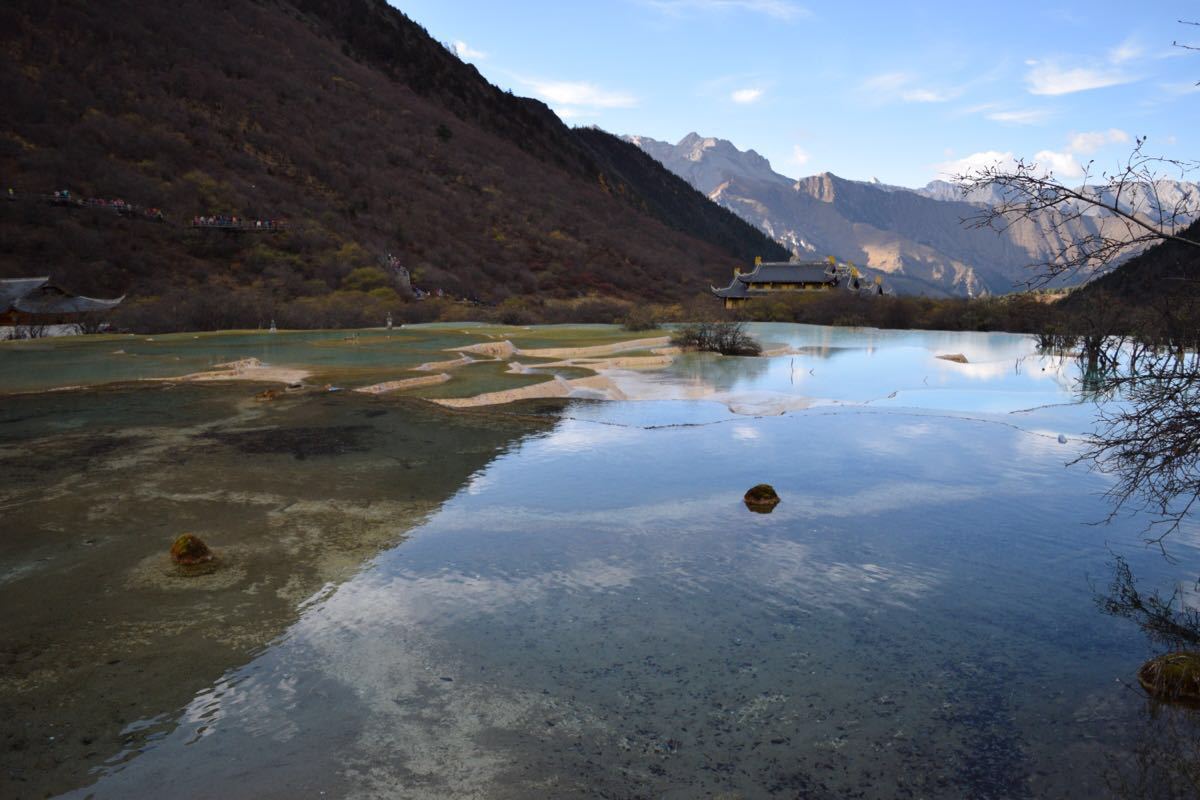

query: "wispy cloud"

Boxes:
[523, 79, 638, 109]
[860, 72, 960, 104]
[1027, 56, 1137, 95]
[986, 108, 1052, 125]
[790, 145, 810, 167]
[644, 0, 809, 19]
[1108, 39, 1143, 65]
[901, 88, 954, 103]
[452, 40, 487, 61]
[1160, 81, 1200, 96]
[731, 87, 764, 104]
[1026, 62, 1134, 95]
[860, 72, 911, 93]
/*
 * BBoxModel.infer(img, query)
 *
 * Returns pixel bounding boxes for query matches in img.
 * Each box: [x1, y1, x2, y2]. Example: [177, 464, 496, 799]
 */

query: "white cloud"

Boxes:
[935, 150, 1017, 179]
[986, 108, 1052, 125]
[790, 145, 811, 167]
[1026, 62, 1135, 95]
[1033, 149, 1084, 178]
[731, 87, 764, 104]
[524, 80, 637, 109]
[451, 40, 486, 61]
[645, 0, 809, 19]
[935, 148, 1084, 181]
[1068, 128, 1129, 154]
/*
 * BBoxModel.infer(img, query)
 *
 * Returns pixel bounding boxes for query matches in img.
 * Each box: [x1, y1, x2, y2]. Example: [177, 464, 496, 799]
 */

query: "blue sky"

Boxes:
[392, 1, 1199, 187]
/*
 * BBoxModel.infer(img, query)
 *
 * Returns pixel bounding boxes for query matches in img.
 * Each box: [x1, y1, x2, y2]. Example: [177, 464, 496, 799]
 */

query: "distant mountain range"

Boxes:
[628, 133, 1200, 296]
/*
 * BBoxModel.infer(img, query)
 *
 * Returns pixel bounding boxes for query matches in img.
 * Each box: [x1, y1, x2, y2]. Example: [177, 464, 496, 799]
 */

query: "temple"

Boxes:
[712, 258, 884, 309]
[1, 277, 125, 330]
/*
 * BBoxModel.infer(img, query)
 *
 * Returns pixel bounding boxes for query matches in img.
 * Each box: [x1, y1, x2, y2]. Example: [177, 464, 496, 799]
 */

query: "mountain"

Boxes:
[1065, 217, 1200, 307]
[629, 133, 1192, 297]
[0, 1, 785, 330]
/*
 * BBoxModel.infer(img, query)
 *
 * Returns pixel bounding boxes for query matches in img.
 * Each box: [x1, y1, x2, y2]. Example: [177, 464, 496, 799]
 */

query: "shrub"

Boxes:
[622, 305, 660, 331]
[671, 321, 761, 356]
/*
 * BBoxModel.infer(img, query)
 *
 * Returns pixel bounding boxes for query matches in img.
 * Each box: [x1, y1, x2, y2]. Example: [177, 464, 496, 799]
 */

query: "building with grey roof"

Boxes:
[712, 260, 885, 308]
[1, 277, 124, 329]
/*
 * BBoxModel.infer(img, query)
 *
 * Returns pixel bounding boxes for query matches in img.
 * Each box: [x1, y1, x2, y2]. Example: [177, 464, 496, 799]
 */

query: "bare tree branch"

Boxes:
[956, 138, 1200, 287]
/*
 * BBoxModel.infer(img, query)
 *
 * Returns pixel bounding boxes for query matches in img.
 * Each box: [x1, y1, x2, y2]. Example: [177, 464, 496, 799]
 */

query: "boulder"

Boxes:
[744, 484, 781, 513]
[1138, 651, 1200, 704]
[170, 534, 214, 566]
[936, 353, 969, 364]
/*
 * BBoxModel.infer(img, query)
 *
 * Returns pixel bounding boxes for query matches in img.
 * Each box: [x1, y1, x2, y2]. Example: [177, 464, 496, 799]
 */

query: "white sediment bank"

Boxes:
[355, 373, 452, 395]
[158, 358, 310, 385]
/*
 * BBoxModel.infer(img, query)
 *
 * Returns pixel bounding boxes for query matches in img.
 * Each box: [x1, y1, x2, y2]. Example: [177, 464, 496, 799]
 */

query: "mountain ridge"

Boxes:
[628, 133, 1199, 296]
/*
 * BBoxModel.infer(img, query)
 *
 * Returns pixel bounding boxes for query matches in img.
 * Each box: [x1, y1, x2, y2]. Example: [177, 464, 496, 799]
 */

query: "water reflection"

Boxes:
[8, 323, 1198, 799]
[0, 386, 552, 799]
[61, 393, 1198, 798]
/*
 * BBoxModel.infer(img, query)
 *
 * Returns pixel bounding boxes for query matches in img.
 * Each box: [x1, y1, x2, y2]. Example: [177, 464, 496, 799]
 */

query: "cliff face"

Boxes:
[0, 0, 783, 328]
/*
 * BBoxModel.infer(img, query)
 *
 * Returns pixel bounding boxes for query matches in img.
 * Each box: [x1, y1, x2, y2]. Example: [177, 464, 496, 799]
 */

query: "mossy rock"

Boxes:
[1138, 651, 1200, 704]
[170, 534, 214, 566]
[744, 483, 780, 513]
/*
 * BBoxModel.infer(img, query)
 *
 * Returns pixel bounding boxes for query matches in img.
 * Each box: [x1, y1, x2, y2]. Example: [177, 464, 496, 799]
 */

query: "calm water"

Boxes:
[3, 324, 1198, 799]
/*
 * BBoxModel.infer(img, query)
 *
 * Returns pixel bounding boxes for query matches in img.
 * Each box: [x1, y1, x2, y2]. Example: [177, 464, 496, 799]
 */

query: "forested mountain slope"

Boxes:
[0, 0, 784, 329]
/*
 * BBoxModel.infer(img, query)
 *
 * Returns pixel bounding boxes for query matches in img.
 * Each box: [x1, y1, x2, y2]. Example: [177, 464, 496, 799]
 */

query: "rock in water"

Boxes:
[744, 484, 781, 513]
[936, 353, 968, 364]
[1138, 651, 1200, 704]
[170, 534, 214, 566]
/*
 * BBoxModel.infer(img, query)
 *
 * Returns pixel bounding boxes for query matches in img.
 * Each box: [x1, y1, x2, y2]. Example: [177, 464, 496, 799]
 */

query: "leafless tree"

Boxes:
[958, 22, 1200, 543]
[1073, 342, 1200, 544]
[956, 139, 1200, 287]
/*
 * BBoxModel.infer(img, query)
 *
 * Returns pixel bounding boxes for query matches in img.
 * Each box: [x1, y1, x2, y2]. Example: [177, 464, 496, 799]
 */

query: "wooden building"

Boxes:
[711, 259, 884, 309]
[1, 277, 124, 328]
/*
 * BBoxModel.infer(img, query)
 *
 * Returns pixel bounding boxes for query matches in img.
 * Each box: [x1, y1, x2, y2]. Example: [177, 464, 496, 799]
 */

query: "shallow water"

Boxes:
[3, 323, 1199, 799]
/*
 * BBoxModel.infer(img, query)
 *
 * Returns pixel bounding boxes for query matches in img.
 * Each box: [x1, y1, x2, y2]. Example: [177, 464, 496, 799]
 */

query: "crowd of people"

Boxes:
[47, 189, 163, 220]
[191, 215, 286, 230]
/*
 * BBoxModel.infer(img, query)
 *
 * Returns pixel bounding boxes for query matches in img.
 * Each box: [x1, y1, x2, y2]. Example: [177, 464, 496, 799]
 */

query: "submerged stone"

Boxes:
[937, 353, 969, 364]
[255, 388, 281, 401]
[170, 534, 214, 566]
[1138, 651, 1200, 704]
[744, 483, 781, 513]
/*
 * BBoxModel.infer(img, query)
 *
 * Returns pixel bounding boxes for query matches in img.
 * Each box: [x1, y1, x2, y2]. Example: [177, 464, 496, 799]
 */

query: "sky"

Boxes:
[391, 1, 1199, 188]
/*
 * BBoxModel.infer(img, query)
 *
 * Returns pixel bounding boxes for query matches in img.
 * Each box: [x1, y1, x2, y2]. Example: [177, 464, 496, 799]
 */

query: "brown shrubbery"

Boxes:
[671, 321, 763, 356]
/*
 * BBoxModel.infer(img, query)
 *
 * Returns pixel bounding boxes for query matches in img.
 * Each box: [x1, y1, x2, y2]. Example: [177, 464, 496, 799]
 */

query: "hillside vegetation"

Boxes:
[0, 0, 785, 331]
